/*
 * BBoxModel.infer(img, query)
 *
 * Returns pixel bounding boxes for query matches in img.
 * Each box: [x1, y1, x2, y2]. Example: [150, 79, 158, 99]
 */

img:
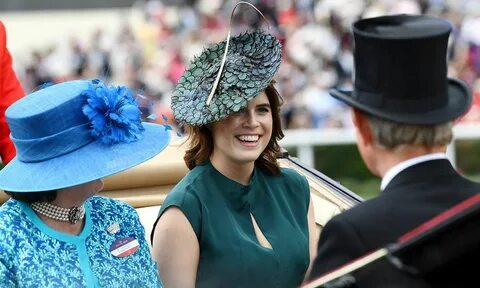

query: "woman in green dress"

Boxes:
[151, 6, 317, 287]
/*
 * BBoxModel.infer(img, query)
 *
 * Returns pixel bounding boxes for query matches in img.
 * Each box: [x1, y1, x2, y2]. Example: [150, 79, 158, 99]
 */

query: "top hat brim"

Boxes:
[330, 78, 472, 125]
[0, 123, 170, 192]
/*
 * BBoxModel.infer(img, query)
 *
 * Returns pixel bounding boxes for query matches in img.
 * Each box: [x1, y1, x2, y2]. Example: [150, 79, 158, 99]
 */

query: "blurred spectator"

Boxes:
[70, 38, 88, 78]
[0, 21, 24, 164]
[10, 0, 480, 129]
[87, 30, 112, 81]
[460, 79, 480, 123]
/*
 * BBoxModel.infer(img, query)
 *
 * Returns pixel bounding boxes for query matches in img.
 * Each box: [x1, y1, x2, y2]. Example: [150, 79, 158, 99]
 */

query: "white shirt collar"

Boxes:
[380, 153, 449, 191]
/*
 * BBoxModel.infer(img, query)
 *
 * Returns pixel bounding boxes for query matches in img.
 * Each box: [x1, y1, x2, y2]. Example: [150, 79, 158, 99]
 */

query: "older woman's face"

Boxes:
[210, 91, 273, 166]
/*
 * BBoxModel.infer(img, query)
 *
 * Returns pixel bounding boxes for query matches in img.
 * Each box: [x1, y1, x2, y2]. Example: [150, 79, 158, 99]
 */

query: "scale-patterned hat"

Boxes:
[171, 4, 282, 126]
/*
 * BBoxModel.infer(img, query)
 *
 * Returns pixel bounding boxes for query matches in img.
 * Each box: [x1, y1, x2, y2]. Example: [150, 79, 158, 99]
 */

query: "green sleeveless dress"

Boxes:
[153, 161, 310, 288]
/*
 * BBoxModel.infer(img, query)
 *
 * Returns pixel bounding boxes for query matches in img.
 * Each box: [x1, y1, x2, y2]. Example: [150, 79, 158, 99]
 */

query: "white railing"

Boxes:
[280, 124, 480, 168]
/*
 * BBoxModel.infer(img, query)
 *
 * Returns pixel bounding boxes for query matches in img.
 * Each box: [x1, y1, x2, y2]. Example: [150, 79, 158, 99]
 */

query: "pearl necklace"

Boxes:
[31, 202, 85, 224]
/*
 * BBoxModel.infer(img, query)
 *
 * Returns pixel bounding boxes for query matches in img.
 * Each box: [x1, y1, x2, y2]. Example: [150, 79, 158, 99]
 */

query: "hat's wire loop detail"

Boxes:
[205, 1, 270, 106]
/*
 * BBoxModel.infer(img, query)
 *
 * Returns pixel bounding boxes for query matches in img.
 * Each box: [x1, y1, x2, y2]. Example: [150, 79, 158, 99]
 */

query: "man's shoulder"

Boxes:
[333, 195, 388, 222]
[326, 186, 480, 249]
[324, 193, 407, 241]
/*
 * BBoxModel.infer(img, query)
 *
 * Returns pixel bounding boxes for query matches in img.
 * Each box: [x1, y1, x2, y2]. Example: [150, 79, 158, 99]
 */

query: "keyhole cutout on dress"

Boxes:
[250, 213, 272, 249]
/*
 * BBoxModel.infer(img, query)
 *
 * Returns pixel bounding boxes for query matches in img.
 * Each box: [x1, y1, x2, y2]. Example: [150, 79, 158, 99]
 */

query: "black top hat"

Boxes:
[330, 14, 472, 124]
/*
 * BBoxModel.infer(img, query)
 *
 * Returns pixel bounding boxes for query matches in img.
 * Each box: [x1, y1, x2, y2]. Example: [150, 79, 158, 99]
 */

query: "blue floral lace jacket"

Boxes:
[0, 196, 162, 288]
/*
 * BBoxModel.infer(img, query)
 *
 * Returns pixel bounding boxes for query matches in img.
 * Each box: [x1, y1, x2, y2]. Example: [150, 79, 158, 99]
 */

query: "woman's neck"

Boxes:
[210, 156, 254, 185]
[35, 187, 92, 235]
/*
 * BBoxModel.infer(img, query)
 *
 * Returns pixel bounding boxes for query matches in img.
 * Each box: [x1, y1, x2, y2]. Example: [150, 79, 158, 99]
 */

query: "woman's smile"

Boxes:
[235, 134, 262, 148]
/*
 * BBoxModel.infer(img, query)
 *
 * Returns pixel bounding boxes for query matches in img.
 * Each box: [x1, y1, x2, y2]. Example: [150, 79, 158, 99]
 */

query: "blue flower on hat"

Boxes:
[82, 81, 145, 145]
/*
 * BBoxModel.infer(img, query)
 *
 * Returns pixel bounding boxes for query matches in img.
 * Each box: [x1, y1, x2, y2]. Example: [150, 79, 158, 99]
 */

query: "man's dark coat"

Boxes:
[309, 159, 480, 281]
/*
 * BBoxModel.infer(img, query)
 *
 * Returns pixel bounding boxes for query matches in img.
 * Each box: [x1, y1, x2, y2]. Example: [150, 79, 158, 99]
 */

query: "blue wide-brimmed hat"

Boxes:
[0, 79, 170, 192]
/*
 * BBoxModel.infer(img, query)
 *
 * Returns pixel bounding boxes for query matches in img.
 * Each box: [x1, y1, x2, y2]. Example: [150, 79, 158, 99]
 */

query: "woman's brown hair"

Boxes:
[183, 83, 284, 175]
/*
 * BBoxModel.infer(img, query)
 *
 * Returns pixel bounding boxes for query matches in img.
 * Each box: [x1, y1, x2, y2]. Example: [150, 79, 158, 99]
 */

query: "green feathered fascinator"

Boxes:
[171, 3, 282, 126]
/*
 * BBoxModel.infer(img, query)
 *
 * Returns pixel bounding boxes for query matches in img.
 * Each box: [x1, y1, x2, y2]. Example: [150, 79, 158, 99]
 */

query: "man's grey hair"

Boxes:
[366, 114, 453, 149]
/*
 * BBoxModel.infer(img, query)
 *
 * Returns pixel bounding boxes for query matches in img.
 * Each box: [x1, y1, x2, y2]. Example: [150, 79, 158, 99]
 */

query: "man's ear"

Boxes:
[351, 108, 374, 146]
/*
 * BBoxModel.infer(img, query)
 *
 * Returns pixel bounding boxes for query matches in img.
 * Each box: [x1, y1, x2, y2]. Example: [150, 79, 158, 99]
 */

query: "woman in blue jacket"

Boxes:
[0, 79, 170, 287]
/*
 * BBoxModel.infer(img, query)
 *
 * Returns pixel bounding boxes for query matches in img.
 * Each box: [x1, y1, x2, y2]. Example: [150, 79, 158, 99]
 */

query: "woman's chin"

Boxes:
[233, 152, 262, 164]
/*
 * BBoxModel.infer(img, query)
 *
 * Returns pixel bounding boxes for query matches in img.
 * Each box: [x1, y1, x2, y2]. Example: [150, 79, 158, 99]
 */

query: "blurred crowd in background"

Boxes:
[11, 0, 480, 129]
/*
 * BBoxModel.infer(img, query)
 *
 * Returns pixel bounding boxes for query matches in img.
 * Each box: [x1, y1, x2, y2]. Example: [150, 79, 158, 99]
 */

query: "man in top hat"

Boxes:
[308, 14, 480, 282]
